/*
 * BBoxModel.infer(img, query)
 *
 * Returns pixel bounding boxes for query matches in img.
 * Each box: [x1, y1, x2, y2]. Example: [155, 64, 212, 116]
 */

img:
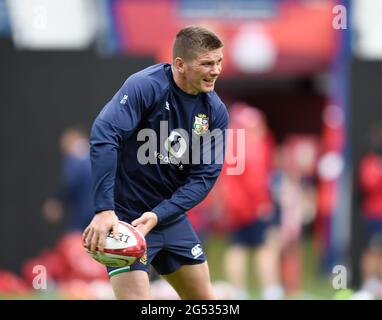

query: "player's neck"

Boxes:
[171, 66, 198, 95]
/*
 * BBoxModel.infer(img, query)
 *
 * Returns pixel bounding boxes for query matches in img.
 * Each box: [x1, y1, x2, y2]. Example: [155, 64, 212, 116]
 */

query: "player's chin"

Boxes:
[200, 83, 215, 93]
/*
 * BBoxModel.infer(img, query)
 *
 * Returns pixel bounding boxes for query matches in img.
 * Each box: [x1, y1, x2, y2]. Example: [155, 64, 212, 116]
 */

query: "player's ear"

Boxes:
[174, 57, 185, 74]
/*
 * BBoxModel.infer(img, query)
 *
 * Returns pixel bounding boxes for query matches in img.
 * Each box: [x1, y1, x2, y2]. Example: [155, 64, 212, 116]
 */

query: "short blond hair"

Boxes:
[172, 25, 223, 62]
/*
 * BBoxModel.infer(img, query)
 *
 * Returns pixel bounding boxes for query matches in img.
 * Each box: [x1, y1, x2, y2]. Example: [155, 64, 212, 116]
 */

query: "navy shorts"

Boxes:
[107, 214, 206, 278]
[365, 216, 382, 249]
[230, 209, 280, 248]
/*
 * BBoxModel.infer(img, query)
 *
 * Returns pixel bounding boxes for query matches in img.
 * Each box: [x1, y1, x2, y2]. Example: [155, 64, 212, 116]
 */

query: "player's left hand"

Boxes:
[131, 211, 158, 236]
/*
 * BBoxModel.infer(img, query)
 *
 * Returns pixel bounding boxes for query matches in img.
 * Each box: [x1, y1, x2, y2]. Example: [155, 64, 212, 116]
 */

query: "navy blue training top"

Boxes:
[90, 63, 228, 225]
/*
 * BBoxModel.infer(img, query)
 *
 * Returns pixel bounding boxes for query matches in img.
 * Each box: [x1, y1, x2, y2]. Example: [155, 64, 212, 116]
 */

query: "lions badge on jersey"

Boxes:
[193, 114, 209, 135]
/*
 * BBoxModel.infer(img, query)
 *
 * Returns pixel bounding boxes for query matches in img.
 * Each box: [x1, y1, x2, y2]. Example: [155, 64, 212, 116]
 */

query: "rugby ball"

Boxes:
[87, 221, 146, 268]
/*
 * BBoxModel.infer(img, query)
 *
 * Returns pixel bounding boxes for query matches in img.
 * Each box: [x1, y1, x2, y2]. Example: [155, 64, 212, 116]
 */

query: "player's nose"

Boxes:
[210, 64, 221, 77]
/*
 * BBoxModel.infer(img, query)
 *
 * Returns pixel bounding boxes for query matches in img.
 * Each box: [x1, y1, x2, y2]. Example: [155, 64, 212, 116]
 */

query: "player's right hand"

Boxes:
[83, 210, 120, 253]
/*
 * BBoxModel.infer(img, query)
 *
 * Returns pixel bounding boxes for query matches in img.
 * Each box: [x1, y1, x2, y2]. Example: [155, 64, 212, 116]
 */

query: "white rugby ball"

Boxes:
[87, 221, 147, 268]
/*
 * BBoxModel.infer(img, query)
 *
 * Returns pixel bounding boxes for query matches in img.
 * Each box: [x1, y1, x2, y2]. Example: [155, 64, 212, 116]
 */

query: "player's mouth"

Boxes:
[203, 78, 216, 85]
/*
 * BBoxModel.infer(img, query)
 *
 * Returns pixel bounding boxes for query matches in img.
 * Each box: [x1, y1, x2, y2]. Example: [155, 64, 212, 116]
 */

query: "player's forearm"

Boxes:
[152, 164, 222, 224]
[90, 143, 119, 213]
[90, 120, 121, 213]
